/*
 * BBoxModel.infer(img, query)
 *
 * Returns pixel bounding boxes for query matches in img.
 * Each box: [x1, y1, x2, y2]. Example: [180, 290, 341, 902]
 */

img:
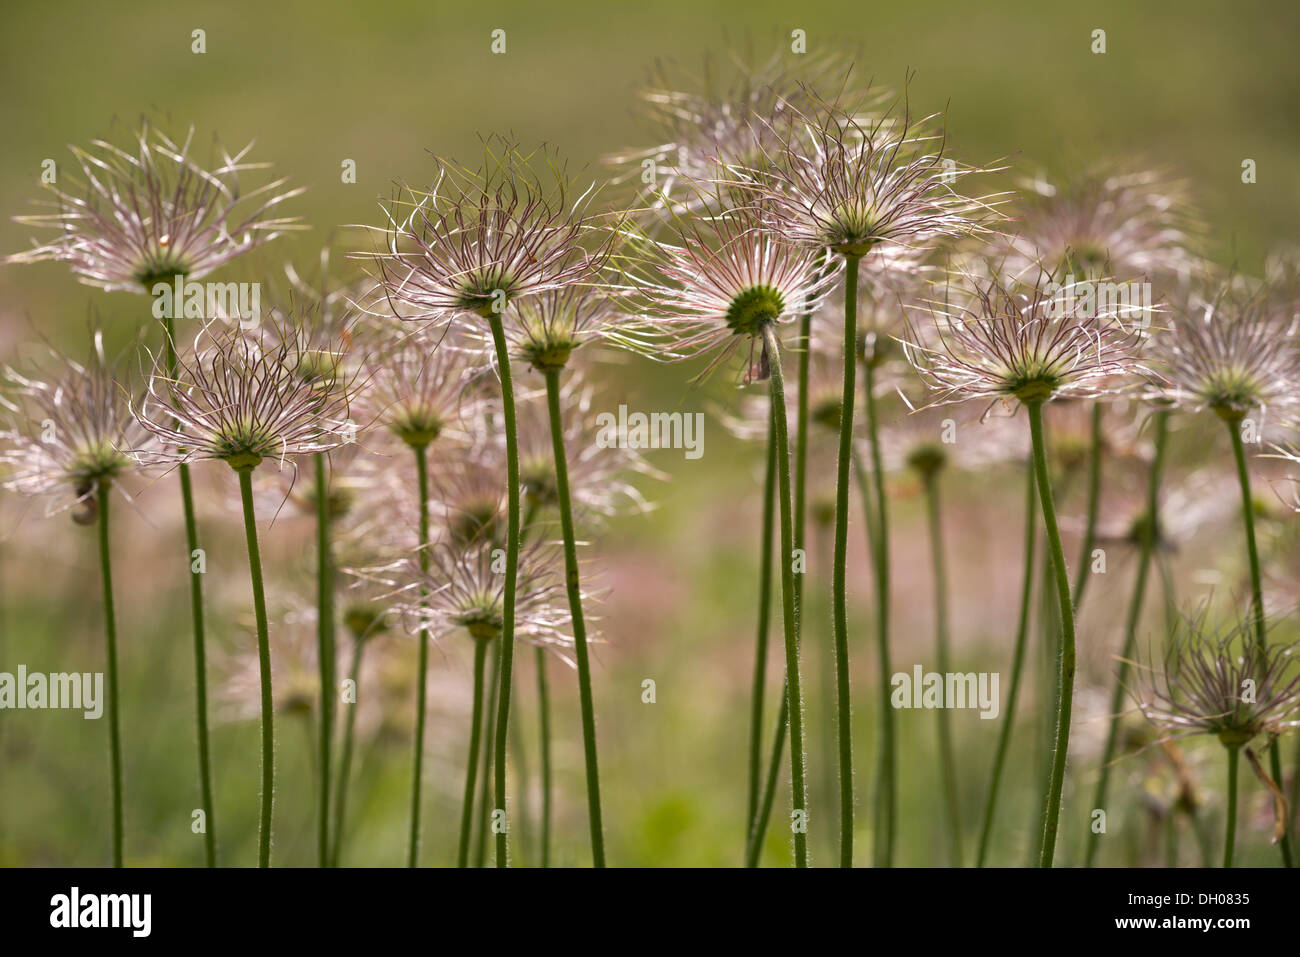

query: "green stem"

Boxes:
[1027, 400, 1075, 868]
[746, 283, 818, 867]
[163, 314, 215, 867]
[1084, 409, 1168, 868]
[1072, 403, 1103, 609]
[1227, 418, 1292, 867]
[330, 634, 366, 867]
[314, 452, 334, 868]
[831, 253, 860, 867]
[96, 482, 124, 868]
[488, 314, 521, 868]
[408, 442, 431, 867]
[976, 457, 1037, 867]
[853, 444, 886, 857]
[458, 637, 490, 867]
[536, 644, 552, 868]
[237, 468, 274, 868]
[474, 648, 500, 868]
[761, 323, 808, 867]
[747, 405, 777, 838]
[543, 366, 606, 866]
[1224, 746, 1239, 868]
[923, 472, 962, 866]
[864, 360, 894, 868]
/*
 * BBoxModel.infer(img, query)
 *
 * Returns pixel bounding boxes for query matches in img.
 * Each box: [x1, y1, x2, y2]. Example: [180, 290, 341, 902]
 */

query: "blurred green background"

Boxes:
[1, 0, 1298, 867]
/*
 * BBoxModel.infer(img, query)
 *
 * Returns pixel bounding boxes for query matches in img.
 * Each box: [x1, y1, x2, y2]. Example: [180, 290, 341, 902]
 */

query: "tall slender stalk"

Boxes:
[1084, 409, 1169, 867]
[542, 365, 607, 866]
[487, 313, 521, 868]
[922, 471, 962, 866]
[536, 644, 552, 867]
[864, 360, 894, 868]
[458, 637, 490, 867]
[761, 323, 808, 867]
[314, 451, 335, 867]
[163, 315, 215, 867]
[1026, 400, 1076, 868]
[236, 468, 274, 868]
[96, 482, 124, 868]
[407, 442, 431, 867]
[830, 254, 861, 867]
[1224, 746, 1240, 868]
[330, 631, 367, 867]
[747, 408, 777, 837]
[976, 457, 1036, 866]
[1072, 403, 1104, 609]
[1227, 418, 1293, 867]
[474, 648, 500, 868]
[745, 269, 822, 867]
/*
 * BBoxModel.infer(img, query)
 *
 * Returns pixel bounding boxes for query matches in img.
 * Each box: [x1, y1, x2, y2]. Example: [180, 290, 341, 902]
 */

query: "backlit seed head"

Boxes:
[1149, 280, 1300, 422]
[357, 137, 614, 344]
[0, 331, 150, 519]
[135, 319, 357, 471]
[902, 265, 1147, 410]
[737, 85, 1004, 258]
[6, 121, 303, 292]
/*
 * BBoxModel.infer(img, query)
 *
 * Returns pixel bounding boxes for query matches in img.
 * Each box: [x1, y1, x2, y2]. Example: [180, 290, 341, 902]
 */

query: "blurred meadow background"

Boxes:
[1, 0, 1299, 867]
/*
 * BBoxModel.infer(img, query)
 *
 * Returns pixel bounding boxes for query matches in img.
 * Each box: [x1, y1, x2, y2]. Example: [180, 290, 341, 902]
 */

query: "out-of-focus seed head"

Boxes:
[1, 330, 150, 522]
[1148, 279, 1300, 423]
[1136, 608, 1300, 749]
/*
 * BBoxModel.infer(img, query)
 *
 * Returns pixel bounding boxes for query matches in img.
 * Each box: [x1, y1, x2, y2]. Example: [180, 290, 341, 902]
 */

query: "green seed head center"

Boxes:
[726, 286, 785, 337]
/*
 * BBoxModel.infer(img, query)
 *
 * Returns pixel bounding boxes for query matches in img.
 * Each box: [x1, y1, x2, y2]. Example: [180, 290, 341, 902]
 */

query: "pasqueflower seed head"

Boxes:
[1136, 609, 1300, 749]
[1, 330, 150, 521]
[740, 86, 1003, 258]
[1148, 281, 1300, 423]
[627, 198, 838, 381]
[902, 266, 1148, 410]
[7, 121, 304, 292]
[136, 320, 357, 472]
[359, 138, 613, 324]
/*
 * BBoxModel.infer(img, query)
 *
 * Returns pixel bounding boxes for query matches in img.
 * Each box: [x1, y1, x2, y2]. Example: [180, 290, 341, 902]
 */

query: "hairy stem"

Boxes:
[237, 468, 274, 868]
[864, 362, 894, 868]
[544, 366, 607, 865]
[1072, 402, 1104, 609]
[488, 314, 521, 868]
[761, 323, 808, 867]
[1224, 746, 1239, 868]
[1027, 400, 1075, 868]
[407, 442, 431, 867]
[96, 482, 124, 867]
[976, 457, 1037, 866]
[536, 644, 552, 867]
[923, 472, 962, 866]
[458, 637, 490, 867]
[747, 406, 778, 840]
[330, 634, 366, 867]
[1084, 409, 1168, 867]
[831, 253, 861, 867]
[314, 452, 335, 868]
[1227, 418, 1292, 866]
[474, 647, 499, 868]
[163, 314, 215, 867]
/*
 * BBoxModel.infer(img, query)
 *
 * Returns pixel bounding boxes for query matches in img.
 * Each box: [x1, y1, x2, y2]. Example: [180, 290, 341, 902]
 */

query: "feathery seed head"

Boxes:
[7, 122, 303, 292]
